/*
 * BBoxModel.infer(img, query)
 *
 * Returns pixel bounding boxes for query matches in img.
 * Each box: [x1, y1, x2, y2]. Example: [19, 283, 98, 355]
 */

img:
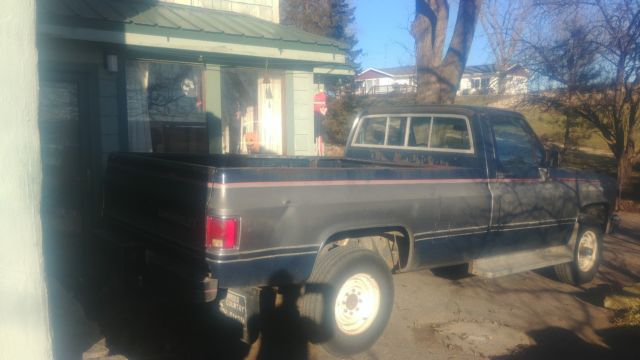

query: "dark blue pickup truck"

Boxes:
[104, 105, 616, 356]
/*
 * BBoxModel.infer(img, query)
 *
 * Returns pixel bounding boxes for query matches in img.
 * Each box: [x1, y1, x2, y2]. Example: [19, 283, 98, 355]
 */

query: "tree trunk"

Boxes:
[413, 0, 483, 104]
[615, 145, 636, 210]
[562, 114, 575, 155]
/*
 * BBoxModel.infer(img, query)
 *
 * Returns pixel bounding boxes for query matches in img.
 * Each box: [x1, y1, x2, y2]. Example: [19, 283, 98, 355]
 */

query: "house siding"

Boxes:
[37, 39, 120, 171]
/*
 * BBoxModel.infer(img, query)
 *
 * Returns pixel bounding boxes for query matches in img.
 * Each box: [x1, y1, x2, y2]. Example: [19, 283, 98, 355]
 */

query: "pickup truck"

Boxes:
[103, 105, 616, 356]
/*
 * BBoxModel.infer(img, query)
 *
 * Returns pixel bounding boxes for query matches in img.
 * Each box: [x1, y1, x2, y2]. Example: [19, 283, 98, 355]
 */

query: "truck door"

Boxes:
[485, 115, 576, 254]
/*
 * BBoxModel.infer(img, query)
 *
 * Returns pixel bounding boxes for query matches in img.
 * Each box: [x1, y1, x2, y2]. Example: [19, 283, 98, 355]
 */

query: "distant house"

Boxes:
[355, 66, 416, 95]
[356, 64, 528, 96]
[458, 64, 528, 95]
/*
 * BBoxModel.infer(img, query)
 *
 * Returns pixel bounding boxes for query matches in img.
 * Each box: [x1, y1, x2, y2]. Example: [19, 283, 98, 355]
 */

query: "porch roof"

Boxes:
[37, 0, 351, 68]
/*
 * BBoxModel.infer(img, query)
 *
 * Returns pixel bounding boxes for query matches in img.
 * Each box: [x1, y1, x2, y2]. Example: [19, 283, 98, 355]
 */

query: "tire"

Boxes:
[301, 246, 394, 356]
[554, 226, 603, 285]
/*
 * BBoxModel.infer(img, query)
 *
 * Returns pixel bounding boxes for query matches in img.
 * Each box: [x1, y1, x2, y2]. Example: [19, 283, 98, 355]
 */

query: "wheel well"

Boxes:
[320, 227, 410, 272]
[579, 203, 608, 232]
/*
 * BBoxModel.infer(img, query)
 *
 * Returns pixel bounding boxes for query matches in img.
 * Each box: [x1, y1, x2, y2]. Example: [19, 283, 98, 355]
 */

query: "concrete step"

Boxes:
[469, 245, 573, 278]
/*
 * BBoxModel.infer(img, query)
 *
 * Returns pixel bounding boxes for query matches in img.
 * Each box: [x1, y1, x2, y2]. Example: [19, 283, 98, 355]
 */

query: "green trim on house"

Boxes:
[313, 65, 356, 76]
[205, 64, 223, 154]
[285, 71, 315, 156]
[38, 0, 348, 65]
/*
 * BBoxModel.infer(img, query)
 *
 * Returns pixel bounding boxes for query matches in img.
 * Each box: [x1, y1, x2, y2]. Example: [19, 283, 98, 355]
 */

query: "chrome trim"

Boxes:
[414, 225, 488, 237]
[212, 244, 318, 257]
[208, 250, 318, 264]
[415, 230, 488, 242]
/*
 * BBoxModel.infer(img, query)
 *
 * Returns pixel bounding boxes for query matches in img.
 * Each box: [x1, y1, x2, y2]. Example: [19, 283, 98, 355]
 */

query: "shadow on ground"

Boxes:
[46, 240, 324, 360]
[493, 326, 640, 360]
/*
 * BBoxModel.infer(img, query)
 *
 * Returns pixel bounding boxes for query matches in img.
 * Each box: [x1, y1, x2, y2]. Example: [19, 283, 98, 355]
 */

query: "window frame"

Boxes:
[350, 113, 475, 155]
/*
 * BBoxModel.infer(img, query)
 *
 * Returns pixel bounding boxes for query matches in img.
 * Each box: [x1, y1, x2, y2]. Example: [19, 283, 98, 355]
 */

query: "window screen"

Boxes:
[430, 117, 471, 150]
[355, 117, 387, 145]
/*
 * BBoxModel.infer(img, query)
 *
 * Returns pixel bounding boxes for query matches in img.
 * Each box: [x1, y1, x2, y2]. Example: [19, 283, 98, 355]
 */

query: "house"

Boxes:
[457, 64, 528, 95]
[355, 66, 416, 95]
[36, 0, 352, 235]
[21, 1, 353, 356]
[355, 64, 528, 96]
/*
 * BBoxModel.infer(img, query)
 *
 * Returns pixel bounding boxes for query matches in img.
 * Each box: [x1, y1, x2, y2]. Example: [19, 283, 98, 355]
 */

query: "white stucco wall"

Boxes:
[0, 0, 53, 358]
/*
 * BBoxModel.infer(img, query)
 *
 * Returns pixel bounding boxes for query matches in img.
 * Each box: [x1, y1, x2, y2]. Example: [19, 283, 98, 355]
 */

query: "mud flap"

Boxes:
[218, 287, 261, 343]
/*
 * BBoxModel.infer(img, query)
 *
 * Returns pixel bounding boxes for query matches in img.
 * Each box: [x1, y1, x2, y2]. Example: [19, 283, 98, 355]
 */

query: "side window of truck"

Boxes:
[491, 117, 545, 175]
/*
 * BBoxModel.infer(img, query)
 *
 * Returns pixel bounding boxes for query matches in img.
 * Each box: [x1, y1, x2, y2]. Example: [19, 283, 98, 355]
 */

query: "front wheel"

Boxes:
[554, 226, 603, 285]
[301, 246, 393, 356]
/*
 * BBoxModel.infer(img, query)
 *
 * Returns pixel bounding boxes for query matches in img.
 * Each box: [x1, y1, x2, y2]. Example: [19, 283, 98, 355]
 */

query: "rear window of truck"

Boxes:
[352, 114, 474, 154]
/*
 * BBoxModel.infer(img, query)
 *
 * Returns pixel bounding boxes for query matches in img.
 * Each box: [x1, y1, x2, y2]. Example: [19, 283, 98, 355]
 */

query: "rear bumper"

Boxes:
[146, 248, 219, 302]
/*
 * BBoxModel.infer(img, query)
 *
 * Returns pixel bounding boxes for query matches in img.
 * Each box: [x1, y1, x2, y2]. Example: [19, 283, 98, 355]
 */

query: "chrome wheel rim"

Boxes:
[577, 230, 598, 272]
[334, 272, 381, 336]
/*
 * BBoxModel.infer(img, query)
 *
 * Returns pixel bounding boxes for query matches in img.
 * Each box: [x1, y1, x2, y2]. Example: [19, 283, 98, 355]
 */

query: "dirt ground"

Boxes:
[49, 213, 640, 360]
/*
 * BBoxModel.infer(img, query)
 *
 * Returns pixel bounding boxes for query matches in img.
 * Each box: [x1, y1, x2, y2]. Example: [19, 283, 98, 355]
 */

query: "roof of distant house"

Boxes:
[357, 64, 527, 81]
[356, 66, 415, 81]
[463, 64, 527, 76]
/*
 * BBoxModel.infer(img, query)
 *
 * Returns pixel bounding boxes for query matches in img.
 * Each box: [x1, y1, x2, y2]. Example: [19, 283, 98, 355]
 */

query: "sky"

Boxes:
[353, 0, 493, 70]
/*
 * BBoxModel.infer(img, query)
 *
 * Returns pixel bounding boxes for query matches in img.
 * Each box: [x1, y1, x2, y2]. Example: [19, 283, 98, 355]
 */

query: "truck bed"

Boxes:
[104, 152, 490, 287]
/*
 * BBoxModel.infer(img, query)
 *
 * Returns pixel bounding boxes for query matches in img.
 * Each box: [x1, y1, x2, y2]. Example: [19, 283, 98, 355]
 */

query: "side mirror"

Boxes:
[547, 148, 560, 168]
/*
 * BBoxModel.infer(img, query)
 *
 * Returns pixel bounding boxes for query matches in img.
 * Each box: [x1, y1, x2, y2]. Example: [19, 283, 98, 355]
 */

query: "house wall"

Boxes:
[458, 74, 528, 95]
[0, 0, 53, 358]
[37, 39, 122, 171]
[159, 0, 279, 23]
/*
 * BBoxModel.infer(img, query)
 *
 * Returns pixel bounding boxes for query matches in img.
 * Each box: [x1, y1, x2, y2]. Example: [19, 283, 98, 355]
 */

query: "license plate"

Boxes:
[219, 290, 248, 326]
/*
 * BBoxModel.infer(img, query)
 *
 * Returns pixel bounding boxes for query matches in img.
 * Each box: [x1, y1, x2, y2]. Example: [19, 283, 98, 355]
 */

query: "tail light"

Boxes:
[205, 216, 239, 249]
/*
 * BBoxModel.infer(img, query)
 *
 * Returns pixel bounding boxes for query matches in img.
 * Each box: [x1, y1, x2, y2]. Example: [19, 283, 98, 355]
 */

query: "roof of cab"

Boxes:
[359, 105, 523, 119]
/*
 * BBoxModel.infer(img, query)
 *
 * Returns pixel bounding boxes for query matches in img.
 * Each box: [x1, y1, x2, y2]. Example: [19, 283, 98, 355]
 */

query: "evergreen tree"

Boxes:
[281, 0, 361, 71]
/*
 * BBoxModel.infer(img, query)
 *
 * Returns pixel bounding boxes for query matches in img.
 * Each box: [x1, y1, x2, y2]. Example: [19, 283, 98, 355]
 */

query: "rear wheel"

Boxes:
[301, 246, 393, 356]
[555, 226, 602, 285]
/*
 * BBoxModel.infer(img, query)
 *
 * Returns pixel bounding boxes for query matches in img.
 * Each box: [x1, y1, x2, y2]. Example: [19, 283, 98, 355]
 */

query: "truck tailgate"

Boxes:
[103, 153, 211, 253]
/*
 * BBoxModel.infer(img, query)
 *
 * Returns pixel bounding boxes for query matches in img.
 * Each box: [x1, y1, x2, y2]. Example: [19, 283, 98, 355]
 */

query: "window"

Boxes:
[221, 68, 284, 155]
[430, 117, 471, 150]
[353, 115, 473, 153]
[355, 117, 386, 145]
[481, 78, 489, 89]
[408, 117, 430, 147]
[472, 79, 481, 89]
[126, 61, 206, 154]
[387, 117, 407, 146]
[491, 117, 545, 170]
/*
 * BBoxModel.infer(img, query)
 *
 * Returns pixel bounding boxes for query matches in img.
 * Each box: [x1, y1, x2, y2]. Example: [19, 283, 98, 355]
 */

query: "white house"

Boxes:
[356, 64, 528, 96]
[355, 66, 416, 95]
[458, 64, 528, 95]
